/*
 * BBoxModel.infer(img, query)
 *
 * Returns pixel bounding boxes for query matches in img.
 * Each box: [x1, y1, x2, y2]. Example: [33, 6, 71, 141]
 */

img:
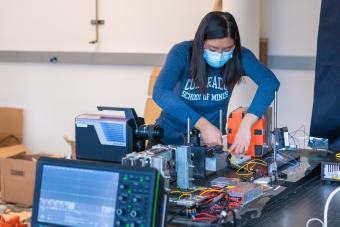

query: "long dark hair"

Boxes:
[189, 11, 242, 93]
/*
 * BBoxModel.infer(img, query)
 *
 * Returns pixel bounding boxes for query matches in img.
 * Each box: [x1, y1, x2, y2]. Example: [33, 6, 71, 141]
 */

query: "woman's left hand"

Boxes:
[229, 113, 258, 155]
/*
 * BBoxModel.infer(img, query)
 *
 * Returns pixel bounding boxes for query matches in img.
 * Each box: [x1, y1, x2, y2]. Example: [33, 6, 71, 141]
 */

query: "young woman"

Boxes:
[153, 11, 280, 154]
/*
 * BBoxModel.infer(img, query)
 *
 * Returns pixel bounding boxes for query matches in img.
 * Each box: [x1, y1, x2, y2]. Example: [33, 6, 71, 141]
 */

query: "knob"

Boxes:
[132, 197, 139, 203]
[130, 210, 138, 218]
[118, 195, 125, 201]
[116, 221, 123, 226]
[130, 223, 136, 227]
[116, 209, 124, 216]
[120, 184, 127, 190]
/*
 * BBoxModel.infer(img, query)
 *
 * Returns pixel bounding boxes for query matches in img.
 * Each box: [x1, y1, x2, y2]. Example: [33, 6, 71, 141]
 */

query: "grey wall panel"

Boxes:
[0, 51, 166, 66]
[0, 51, 316, 70]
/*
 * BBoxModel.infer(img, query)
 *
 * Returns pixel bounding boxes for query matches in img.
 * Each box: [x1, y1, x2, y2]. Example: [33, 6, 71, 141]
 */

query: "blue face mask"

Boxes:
[203, 48, 234, 68]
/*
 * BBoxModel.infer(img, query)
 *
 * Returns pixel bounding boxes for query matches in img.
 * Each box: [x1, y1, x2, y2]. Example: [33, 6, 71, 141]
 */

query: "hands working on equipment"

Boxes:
[195, 117, 223, 147]
[229, 113, 258, 155]
[196, 112, 258, 155]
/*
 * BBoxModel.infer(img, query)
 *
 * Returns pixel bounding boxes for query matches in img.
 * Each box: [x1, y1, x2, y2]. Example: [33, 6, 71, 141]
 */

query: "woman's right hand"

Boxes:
[195, 117, 223, 146]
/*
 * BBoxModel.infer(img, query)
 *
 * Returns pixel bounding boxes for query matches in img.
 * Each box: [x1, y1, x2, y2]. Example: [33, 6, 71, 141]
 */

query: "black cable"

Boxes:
[230, 209, 237, 227]
[167, 206, 186, 223]
[216, 193, 238, 227]
[216, 195, 235, 227]
[217, 211, 226, 226]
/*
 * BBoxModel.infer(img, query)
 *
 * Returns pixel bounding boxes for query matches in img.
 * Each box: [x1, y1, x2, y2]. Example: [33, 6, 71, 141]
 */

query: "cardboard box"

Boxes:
[0, 107, 37, 206]
[0, 153, 49, 206]
[0, 107, 23, 147]
[0, 107, 62, 206]
[0, 107, 26, 199]
[0, 145, 27, 199]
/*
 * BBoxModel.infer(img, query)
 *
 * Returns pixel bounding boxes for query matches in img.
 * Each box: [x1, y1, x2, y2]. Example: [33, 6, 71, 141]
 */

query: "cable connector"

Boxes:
[220, 210, 227, 217]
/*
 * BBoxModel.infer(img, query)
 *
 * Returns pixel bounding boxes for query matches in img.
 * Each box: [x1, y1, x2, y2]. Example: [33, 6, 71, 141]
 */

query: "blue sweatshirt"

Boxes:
[153, 41, 280, 145]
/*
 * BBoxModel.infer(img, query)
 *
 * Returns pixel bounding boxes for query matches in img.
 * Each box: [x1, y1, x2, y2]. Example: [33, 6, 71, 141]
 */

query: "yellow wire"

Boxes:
[237, 161, 252, 172]
[184, 188, 207, 194]
[247, 161, 267, 169]
[252, 158, 267, 165]
[199, 189, 223, 196]
[236, 168, 252, 176]
[175, 186, 234, 199]
[172, 187, 209, 199]
[236, 172, 252, 176]
[228, 156, 267, 172]
[228, 156, 242, 168]
[336, 153, 340, 159]
[179, 194, 191, 199]
[170, 187, 206, 194]
[235, 159, 267, 176]
[170, 190, 182, 194]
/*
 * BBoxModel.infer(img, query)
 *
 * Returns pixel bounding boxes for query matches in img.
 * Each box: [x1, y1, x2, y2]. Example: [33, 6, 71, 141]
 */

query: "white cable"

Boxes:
[306, 218, 323, 227]
[323, 186, 340, 227]
[306, 186, 340, 227]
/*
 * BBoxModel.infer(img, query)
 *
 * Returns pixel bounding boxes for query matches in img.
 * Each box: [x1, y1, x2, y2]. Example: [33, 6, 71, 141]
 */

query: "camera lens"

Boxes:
[137, 124, 164, 141]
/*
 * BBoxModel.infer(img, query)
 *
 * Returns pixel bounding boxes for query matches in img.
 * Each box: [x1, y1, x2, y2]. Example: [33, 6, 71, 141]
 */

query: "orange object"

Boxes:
[227, 107, 269, 157]
[144, 67, 162, 125]
[0, 215, 27, 227]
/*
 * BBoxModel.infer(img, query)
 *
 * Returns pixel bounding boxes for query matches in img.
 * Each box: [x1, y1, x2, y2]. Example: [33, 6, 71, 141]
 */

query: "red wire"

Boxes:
[196, 212, 217, 217]
[192, 217, 218, 221]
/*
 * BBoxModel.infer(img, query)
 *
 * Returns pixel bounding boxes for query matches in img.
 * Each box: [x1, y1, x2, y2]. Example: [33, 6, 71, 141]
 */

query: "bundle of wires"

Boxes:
[194, 187, 238, 226]
[170, 187, 207, 200]
[193, 190, 226, 221]
[289, 125, 307, 149]
[229, 158, 268, 180]
[172, 186, 238, 226]
[169, 185, 242, 226]
[170, 187, 221, 221]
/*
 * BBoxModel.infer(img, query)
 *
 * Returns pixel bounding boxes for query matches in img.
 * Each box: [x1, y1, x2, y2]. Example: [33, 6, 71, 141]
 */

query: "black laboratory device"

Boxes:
[321, 152, 340, 182]
[274, 127, 290, 150]
[183, 128, 221, 178]
[75, 106, 163, 163]
[32, 157, 168, 227]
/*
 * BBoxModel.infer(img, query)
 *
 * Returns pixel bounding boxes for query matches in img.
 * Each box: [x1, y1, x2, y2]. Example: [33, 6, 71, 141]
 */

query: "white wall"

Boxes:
[224, 0, 260, 56]
[260, 0, 321, 147]
[261, 0, 321, 56]
[275, 70, 315, 148]
[0, 62, 152, 155]
[0, 0, 212, 53]
[223, 0, 261, 118]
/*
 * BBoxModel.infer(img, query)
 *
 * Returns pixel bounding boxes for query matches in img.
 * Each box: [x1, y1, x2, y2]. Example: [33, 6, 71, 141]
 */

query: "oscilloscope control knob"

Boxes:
[130, 210, 138, 218]
[116, 209, 124, 216]
[118, 195, 126, 201]
[119, 184, 127, 190]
